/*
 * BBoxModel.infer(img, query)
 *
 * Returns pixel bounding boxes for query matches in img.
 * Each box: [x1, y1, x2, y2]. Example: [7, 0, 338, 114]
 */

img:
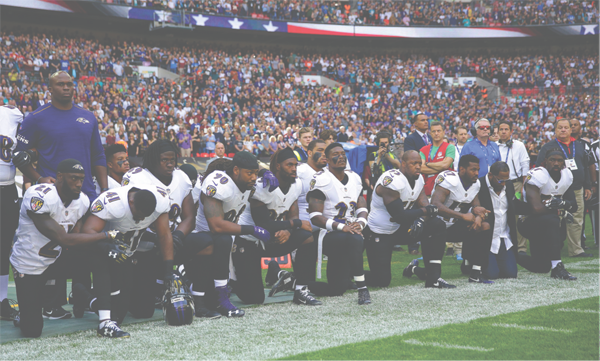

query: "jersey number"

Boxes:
[269, 210, 289, 221]
[123, 230, 144, 253]
[0, 135, 14, 163]
[333, 201, 357, 223]
[224, 205, 246, 224]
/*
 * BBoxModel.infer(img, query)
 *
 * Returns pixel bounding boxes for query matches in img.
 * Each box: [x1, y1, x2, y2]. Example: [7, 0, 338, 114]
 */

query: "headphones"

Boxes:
[470, 118, 490, 137]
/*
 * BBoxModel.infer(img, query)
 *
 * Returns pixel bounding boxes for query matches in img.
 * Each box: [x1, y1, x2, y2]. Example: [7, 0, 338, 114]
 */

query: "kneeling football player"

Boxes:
[366, 151, 448, 288]
[10, 159, 127, 338]
[233, 148, 321, 306]
[82, 181, 186, 330]
[308, 143, 371, 305]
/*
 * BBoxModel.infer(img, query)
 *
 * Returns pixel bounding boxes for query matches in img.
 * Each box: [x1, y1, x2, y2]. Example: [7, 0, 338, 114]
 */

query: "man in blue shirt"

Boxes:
[460, 118, 500, 178]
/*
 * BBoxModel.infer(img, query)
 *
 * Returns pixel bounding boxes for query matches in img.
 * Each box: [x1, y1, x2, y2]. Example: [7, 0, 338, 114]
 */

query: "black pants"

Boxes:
[517, 214, 565, 273]
[306, 231, 364, 297]
[447, 220, 491, 269]
[232, 229, 312, 305]
[183, 232, 232, 302]
[13, 248, 110, 338]
[365, 217, 446, 287]
[1, 184, 19, 277]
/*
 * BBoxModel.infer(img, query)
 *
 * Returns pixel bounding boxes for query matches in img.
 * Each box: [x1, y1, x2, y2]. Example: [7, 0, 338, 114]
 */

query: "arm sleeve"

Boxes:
[90, 116, 107, 167]
[385, 198, 425, 224]
[251, 204, 293, 233]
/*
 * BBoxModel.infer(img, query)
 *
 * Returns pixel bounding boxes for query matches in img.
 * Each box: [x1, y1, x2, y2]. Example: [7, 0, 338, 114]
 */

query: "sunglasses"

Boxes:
[478, 126, 491, 130]
[493, 175, 510, 183]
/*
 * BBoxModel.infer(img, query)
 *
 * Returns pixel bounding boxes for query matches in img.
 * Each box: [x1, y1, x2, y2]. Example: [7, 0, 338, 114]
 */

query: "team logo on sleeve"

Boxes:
[122, 178, 130, 185]
[220, 177, 229, 184]
[310, 179, 316, 190]
[206, 185, 217, 197]
[382, 176, 393, 186]
[435, 175, 445, 185]
[91, 199, 104, 214]
[30, 197, 44, 212]
[249, 187, 256, 198]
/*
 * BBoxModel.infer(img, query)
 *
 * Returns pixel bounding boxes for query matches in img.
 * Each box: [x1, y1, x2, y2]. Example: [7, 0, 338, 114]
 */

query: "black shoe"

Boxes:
[358, 288, 371, 305]
[445, 247, 454, 256]
[426, 278, 457, 289]
[193, 295, 221, 319]
[573, 252, 594, 257]
[551, 262, 577, 280]
[293, 287, 322, 306]
[403, 259, 419, 278]
[268, 270, 295, 297]
[0, 299, 18, 321]
[214, 286, 245, 318]
[97, 320, 130, 338]
[468, 270, 494, 284]
[392, 245, 404, 252]
[265, 260, 281, 287]
[42, 306, 72, 320]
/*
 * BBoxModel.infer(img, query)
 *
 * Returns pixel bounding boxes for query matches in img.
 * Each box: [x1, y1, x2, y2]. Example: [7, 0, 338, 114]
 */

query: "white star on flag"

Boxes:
[263, 21, 278, 32]
[155, 10, 168, 22]
[192, 14, 209, 26]
[582, 25, 598, 35]
[228, 18, 244, 30]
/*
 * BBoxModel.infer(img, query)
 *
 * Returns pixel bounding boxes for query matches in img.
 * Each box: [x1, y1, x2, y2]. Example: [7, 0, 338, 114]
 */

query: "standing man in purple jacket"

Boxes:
[13, 71, 108, 320]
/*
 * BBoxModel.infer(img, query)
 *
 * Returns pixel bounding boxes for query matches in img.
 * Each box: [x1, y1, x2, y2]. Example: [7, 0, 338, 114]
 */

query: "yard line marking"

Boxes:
[403, 339, 494, 352]
[491, 323, 572, 333]
[555, 308, 599, 314]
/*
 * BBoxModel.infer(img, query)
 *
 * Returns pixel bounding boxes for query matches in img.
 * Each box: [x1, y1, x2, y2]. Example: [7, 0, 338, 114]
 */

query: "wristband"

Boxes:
[357, 217, 368, 228]
[240, 225, 254, 235]
[336, 222, 345, 231]
[309, 212, 322, 219]
[292, 219, 302, 228]
[356, 208, 368, 215]
[325, 219, 334, 231]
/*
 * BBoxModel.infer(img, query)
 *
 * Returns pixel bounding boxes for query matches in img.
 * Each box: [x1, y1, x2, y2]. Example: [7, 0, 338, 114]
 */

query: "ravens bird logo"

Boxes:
[382, 176, 393, 186]
[206, 185, 217, 197]
[91, 200, 104, 213]
[310, 179, 316, 190]
[30, 197, 44, 212]
[435, 176, 445, 185]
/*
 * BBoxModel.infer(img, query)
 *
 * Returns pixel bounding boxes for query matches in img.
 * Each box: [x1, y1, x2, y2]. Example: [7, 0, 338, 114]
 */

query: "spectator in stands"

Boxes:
[294, 127, 313, 162]
[206, 142, 231, 167]
[420, 121, 456, 197]
[178, 127, 192, 158]
[337, 126, 349, 143]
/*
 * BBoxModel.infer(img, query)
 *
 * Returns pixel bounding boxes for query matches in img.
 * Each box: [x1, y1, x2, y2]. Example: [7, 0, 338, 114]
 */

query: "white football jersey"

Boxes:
[432, 170, 481, 228]
[191, 174, 204, 204]
[11, 184, 90, 275]
[94, 175, 121, 196]
[239, 176, 302, 242]
[122, 167, 192, 231]
[0, 105, 24, 185]
[524, 167, 573, 200]
[309, 169, 363, 225]
[297, 163, 323, 221]
[89, 184, 170, 255]
[369, 169, 425, 234]
[195, 171, 250, 232]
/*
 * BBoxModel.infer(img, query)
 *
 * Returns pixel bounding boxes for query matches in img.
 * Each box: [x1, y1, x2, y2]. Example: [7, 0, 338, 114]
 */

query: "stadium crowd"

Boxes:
[94, 0, 600, 26]
[1, 31, 597, 161]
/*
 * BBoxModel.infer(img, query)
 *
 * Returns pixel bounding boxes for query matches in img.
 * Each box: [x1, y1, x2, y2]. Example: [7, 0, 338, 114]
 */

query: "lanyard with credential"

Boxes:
[556, 139, 574, 159]
[427, 145, 437, 163]
[504, 146, 510, 162]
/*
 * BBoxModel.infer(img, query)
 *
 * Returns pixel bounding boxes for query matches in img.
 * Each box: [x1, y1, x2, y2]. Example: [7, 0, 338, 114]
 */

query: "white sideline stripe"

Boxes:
[1, 272, 597, 360]
[403, 339, 494, 352]
[491, 323, 573, 333]
[555, 308, 600, 314]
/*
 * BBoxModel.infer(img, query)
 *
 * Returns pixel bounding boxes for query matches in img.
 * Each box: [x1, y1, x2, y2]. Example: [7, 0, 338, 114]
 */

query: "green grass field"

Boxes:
[0, 216, 598, 360]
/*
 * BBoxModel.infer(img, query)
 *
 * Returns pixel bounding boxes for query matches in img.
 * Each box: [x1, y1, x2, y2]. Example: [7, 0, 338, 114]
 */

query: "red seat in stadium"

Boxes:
[525, 88, 532, 96]
[532, 86, 539, 95]
[209, 153, 216, 158]
[559, 85, 566, 94]
[200, 153, 209, 158]
[106, 77, 112, 82]
[511, 88, 518, 95]
[517, 88, 524, 95]
[228, 153, 235, 157]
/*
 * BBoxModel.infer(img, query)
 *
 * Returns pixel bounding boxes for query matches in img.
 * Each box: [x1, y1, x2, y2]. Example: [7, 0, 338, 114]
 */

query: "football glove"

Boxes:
[261, 171, 279, 192]
[407, 217, 425, 240]
[98, 240, 129, 265]
[425, 205, 438, 217]
[543, 197, 570, 210]
[171, 230, 184, 254]
[163, 271, 184, 293]
[106, 230, 126, 243]
[12, 150, 37, 168]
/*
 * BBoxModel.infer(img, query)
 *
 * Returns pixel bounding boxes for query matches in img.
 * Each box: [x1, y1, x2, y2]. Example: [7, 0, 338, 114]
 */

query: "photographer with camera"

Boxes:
[367, 131, 401, 191]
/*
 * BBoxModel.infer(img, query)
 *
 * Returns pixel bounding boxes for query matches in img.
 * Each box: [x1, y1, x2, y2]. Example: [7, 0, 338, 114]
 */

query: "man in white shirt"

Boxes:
[496, 120, 530, 255]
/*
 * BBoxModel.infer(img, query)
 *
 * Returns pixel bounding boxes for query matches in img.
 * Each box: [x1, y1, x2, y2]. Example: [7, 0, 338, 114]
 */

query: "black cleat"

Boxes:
[468, 270, 494, 284]
[97, 320, 130, 338]
[0, 299, 18, 321]
[358, 288, 371, 305]
[193, 296, 221, 319]
[42, 306, 72, 320]
[551, 262, 577, 280]
[265, 260, 281, 287]
[293, 287, 322, 306]
[426, 278, 457, 288]
[403, 259, 419, 278]
[268, 270, 295, 297]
